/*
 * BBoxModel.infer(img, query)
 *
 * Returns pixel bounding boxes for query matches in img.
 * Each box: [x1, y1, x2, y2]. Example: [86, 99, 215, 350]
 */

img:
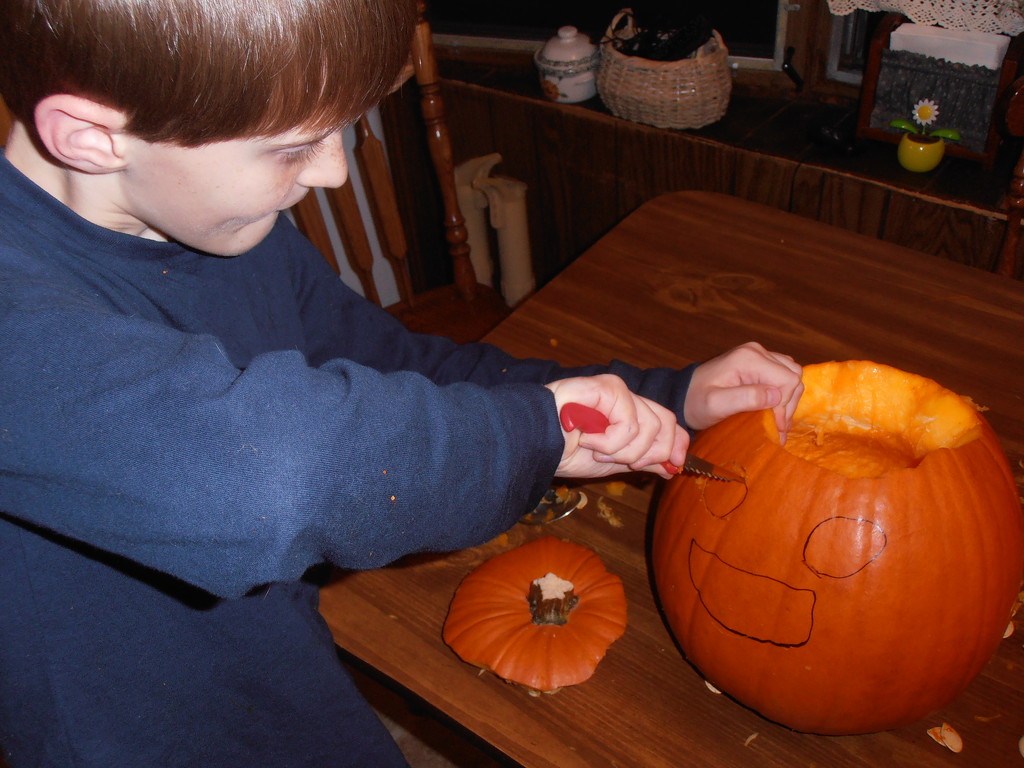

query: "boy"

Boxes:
[0, 0, 802, 765]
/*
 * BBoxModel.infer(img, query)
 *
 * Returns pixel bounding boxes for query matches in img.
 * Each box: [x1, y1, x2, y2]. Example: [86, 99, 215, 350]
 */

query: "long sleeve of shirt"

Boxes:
[1, 238, 545, 598]
[0, 156, 693, 600]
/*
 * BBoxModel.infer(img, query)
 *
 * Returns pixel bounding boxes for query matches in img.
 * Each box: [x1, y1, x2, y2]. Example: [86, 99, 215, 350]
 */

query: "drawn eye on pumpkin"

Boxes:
[802, 516, 887, 579]
[692, 471, 747, 518]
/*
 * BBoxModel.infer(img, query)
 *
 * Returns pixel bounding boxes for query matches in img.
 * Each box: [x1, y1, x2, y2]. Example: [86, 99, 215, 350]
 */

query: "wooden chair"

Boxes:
[0, 96, 10, 144]
[997, 76, 1024, 280]
[290, 1, 510, 343]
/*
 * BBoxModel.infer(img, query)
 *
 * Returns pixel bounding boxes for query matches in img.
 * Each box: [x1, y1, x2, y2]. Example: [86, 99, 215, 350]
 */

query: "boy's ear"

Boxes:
[34, 94, 132, 173]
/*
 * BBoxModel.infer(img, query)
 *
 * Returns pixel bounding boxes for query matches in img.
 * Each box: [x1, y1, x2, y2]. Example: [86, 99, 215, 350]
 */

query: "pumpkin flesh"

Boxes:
[653, 361, 1022, 735]
[783, 361, 982, 478]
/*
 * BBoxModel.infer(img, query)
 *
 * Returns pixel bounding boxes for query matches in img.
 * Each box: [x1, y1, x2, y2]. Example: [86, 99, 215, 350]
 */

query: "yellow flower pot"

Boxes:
[897, 133, 945, 173]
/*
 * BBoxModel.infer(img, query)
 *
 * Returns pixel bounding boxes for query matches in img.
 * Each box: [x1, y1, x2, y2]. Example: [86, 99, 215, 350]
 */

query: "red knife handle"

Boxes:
[559, 402, 609, 433]
[559, 403, 678, 474]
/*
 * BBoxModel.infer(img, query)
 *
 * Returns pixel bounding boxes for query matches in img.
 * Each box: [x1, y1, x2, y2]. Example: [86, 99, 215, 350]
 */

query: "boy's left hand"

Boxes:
[684, 341, 803, 442]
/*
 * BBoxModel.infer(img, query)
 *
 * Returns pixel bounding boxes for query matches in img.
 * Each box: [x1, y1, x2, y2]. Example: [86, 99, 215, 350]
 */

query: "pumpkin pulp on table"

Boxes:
[653, 361, 1023, 735]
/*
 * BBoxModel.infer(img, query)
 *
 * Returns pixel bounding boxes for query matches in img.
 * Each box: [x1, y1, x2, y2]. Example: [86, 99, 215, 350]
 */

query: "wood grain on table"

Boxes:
[321, 192, 1024, 768]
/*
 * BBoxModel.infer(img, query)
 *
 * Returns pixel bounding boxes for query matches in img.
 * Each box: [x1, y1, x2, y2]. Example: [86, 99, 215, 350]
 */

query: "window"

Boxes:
[430, 0, 796, 70]
[827, 9, 883, 85]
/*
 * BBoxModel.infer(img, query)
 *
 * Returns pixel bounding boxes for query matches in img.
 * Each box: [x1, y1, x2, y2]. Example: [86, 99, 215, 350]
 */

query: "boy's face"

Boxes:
[119, 127, 347, 256]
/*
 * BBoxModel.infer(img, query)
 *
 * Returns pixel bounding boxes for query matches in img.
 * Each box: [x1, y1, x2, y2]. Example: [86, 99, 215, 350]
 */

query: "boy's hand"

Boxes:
[545, 374, 688, 479]
[683, 341, 803, 442]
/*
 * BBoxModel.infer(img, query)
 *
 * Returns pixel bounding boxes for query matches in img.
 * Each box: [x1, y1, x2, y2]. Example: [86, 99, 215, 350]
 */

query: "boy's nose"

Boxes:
[299, 131, 348, 189]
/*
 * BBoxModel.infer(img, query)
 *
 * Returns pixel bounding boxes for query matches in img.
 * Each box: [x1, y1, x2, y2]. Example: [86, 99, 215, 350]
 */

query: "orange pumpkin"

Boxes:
[652, 361, 1023, 735]
[443, 536, 627, 692]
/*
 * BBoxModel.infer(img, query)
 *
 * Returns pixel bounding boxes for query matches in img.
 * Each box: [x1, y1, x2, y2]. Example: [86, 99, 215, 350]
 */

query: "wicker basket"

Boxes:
[597, 10, 732, 130]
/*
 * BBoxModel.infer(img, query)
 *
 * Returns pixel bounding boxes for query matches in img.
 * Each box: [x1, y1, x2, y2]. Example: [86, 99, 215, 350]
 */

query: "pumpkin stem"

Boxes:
[529, 572, 578, 625]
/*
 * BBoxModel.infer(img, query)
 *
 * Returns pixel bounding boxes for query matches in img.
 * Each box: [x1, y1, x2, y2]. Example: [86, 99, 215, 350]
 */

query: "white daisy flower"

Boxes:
[913, 99, 939, 127]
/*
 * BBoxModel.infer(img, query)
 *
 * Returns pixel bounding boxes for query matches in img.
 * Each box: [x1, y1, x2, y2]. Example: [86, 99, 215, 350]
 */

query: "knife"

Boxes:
[559, 402, 743, 483]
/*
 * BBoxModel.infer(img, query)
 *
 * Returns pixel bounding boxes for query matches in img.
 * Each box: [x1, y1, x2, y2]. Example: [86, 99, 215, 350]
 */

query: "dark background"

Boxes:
[428, 1, 780, 59]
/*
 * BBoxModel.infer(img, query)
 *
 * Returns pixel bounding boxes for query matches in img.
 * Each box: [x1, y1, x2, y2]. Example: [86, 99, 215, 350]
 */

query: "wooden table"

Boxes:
[319, 191, 1024, 767]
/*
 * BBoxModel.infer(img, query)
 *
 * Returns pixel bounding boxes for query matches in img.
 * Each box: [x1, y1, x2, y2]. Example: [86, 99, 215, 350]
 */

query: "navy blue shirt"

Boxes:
[0, 153, 693, 766]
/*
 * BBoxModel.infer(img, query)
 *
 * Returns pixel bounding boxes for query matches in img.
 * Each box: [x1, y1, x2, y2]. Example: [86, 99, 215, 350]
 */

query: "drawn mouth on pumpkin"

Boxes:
[688, 539, 816, 647]
[687, 516, 887, 647]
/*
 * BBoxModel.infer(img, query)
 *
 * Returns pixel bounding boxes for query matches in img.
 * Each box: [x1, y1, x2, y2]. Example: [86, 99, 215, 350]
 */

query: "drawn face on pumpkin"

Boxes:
[685, 475, 888, 648]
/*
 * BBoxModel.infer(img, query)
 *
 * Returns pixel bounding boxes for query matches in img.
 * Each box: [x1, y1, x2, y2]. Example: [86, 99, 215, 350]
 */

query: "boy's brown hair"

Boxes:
[0, 0, 415, 145]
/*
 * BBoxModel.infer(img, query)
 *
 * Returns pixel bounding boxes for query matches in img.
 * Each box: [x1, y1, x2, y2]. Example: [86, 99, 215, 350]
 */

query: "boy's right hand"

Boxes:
[544, 375, 688, 479]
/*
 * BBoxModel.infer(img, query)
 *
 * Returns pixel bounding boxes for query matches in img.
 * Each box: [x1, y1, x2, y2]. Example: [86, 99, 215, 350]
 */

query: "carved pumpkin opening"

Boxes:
[782, 362, 984, 478]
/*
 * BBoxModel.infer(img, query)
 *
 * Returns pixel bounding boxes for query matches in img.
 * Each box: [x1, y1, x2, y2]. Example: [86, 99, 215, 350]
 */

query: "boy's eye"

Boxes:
[281, 138, 327, 164]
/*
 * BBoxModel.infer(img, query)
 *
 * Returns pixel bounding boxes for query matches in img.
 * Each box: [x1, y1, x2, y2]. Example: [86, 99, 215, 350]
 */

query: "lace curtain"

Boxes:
[827, 0, 1024, 35]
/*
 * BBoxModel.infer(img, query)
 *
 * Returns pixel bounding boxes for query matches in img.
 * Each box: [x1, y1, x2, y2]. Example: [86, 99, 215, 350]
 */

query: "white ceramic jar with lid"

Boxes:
[534, 26, 599, 103]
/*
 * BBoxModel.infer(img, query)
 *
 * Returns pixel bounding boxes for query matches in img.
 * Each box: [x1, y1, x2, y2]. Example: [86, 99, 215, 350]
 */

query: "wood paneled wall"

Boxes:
[382, 80, 1012, 293]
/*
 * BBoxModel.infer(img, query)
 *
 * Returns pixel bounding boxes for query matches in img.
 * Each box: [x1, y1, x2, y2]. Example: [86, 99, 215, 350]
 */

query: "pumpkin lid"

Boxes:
[443, 536, 627, 693]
